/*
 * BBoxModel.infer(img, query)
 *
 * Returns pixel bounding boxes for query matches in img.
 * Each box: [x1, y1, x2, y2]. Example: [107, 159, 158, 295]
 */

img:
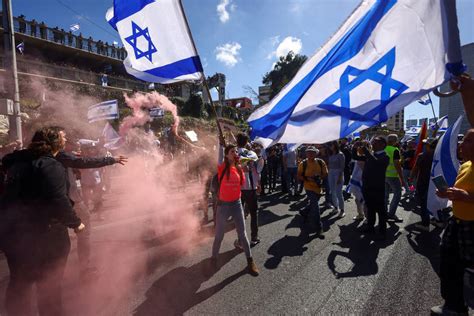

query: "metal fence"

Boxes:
[12, 15, 126, 60]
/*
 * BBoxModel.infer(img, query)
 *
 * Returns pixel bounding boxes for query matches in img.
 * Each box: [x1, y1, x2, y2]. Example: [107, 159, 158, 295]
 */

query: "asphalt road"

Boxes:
[1, 187, 473, 315]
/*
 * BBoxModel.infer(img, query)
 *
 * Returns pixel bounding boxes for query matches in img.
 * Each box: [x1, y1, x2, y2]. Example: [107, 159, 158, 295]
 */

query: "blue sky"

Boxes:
[12, 0, 474, 123]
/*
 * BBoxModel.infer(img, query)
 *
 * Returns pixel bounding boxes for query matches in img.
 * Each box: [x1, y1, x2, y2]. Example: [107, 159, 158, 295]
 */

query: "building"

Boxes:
[418, 118, 428, 126]
[439, 43, 474, 134]
[386, 109, 404, 131]
[224, 97, 253, 110]
[258, 85, 271, 106]
[405, 119, 418, 128]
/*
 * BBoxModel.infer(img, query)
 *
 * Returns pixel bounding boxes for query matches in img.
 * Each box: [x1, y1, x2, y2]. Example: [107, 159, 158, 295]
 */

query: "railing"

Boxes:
[8, 14, 127, 60]
[0, 55, 149, 91]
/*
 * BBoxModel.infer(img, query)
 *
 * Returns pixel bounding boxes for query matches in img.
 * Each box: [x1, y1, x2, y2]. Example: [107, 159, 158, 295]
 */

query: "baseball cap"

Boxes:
[306, 146, 319, 154]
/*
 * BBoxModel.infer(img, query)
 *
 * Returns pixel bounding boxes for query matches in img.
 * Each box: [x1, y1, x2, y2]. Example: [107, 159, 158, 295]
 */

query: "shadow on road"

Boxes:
[134, 248, 244, 315]
[327, 221, 401, 278]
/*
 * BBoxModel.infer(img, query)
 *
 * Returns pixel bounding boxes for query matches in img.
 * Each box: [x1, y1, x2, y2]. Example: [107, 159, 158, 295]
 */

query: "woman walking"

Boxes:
[328, 141, 346, 218]
[211, 144, 259, 276]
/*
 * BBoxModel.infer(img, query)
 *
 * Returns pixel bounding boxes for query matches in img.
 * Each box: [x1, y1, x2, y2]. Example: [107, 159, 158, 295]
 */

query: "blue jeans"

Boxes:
[328, 169, 344, 210]
[306, 190, 322, 229]
[385, 177, 402, 216]
[286, 167, 298, 193]
[212, 200, 251, 258]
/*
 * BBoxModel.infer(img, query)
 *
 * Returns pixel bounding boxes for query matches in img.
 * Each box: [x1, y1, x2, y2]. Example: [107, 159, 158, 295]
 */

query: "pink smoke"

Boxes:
[121, 91, 180, 136]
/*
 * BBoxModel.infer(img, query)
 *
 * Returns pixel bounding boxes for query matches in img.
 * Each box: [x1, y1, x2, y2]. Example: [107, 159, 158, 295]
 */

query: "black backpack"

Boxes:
[210, 166, 228, 198]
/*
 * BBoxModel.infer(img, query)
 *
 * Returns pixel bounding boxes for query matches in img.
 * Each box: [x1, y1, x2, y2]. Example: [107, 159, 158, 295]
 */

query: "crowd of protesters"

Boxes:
[0, 74, 473, 315]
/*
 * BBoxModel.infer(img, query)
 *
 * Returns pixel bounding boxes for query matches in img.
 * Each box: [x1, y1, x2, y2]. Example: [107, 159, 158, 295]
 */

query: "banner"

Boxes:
[88, 100, 119, 123]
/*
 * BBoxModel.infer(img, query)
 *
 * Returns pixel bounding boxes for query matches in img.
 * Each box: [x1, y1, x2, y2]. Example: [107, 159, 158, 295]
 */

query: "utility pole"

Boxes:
[2, 0, 22, 146]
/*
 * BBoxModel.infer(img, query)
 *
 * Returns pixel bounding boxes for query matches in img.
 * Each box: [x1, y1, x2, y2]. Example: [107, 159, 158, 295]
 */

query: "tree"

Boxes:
[262, 51, 307, 99]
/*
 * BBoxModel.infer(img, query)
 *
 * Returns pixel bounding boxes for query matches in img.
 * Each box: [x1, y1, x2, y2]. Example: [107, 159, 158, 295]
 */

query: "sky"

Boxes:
[12, 0, 474, 124]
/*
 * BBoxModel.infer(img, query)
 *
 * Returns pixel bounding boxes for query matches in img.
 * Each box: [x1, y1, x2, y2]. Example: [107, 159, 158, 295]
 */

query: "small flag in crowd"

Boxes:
[248, 0, 464, 148]
[102, 122, 123, 150]
[113, 40, 119, 46]
[88, 100, 119, 123]
[431, 115, 449, 131]
[106, 0, 203, 83]
[69, 23, 80, 32]
[427, 116, 463, 219]
[16, 42, 24, 54]
[417, 94, 432, 106]
[149, 107, 164, 118]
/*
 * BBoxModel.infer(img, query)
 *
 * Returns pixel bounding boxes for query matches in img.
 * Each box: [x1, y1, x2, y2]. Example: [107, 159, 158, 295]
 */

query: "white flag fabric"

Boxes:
[248, 0, 464, 148]
[435, 115, 449, 130]
[427, 116, 463, 219]
[88, 100, 119, 123]
[185, 130, 198, 142]
[106, 0, 203, 83]
[102, 122, 123, 150]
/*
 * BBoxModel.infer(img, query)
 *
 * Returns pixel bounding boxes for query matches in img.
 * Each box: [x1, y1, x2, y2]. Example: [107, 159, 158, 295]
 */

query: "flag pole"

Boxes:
[428, 93, 439, 137]
[177, 0, 226, 145]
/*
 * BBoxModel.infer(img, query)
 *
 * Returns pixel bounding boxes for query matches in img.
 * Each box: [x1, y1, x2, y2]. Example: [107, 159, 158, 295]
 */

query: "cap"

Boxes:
[306, 146, 319, 154]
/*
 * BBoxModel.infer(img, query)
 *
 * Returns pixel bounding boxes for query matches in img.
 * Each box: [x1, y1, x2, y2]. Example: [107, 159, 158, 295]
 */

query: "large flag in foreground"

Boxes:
[248, 0, 464, 147]
[106, 0, 203, 83]
[427, 116, 463, 219]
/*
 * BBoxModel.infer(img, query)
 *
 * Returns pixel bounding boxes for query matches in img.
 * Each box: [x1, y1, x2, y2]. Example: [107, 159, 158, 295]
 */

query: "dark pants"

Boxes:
[363, 188, 387, 233]
[268, 164, 278, 190]
[439, 218, 474, 313]
[260, 164, 268, 192]
[241, 190, 258, 239]
[415, 189, 430, 226]
[301, 190, 322, 230]
[5, 223, 71, 316]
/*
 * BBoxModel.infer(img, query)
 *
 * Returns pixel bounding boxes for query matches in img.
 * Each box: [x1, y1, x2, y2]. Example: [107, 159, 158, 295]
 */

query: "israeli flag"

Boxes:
[70, 23, 80, 32]
[248, 0, 464, 147]
[432, 115, 449, 130]
[88, 100, 119, 123]
[427, 116, 462, 219]
[16, 42, 24, 55]
[102, 122, 123, 150]
[417, 94, 432, 106]
[106, 0, 203, 83]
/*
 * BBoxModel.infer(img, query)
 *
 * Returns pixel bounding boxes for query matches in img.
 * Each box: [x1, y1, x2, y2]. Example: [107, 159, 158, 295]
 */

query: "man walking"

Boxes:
[236, 133, 261, 246]
[357, 137, 390, 238]
[297, 146, 328, 236]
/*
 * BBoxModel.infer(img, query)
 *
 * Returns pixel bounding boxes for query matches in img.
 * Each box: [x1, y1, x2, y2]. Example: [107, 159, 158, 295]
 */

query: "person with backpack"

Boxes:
[297, 146, 328, 236]
[211, 144, 259, 276]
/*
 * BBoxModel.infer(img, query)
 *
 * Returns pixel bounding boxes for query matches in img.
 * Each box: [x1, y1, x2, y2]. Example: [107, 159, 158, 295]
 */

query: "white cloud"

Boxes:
[215, 42, 242, 67]
[217, 0, 236, 23]
[269, 36, 303, 59]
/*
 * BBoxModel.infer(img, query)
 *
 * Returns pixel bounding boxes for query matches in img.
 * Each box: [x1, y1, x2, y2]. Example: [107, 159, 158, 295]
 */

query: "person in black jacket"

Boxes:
[354, 136, 390, 238]
[53, 127, 127, 274]
[1, 127, 85, 316]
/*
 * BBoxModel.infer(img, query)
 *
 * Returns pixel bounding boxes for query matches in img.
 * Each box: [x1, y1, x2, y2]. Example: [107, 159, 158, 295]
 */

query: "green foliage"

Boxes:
[182, 93, 204, 118]
[262, 51, 307, 99]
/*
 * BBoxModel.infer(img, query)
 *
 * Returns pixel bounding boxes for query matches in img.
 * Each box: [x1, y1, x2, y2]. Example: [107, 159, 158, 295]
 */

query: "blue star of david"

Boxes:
[318, 47, 409, 137]
[124, 21, 157, 63]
